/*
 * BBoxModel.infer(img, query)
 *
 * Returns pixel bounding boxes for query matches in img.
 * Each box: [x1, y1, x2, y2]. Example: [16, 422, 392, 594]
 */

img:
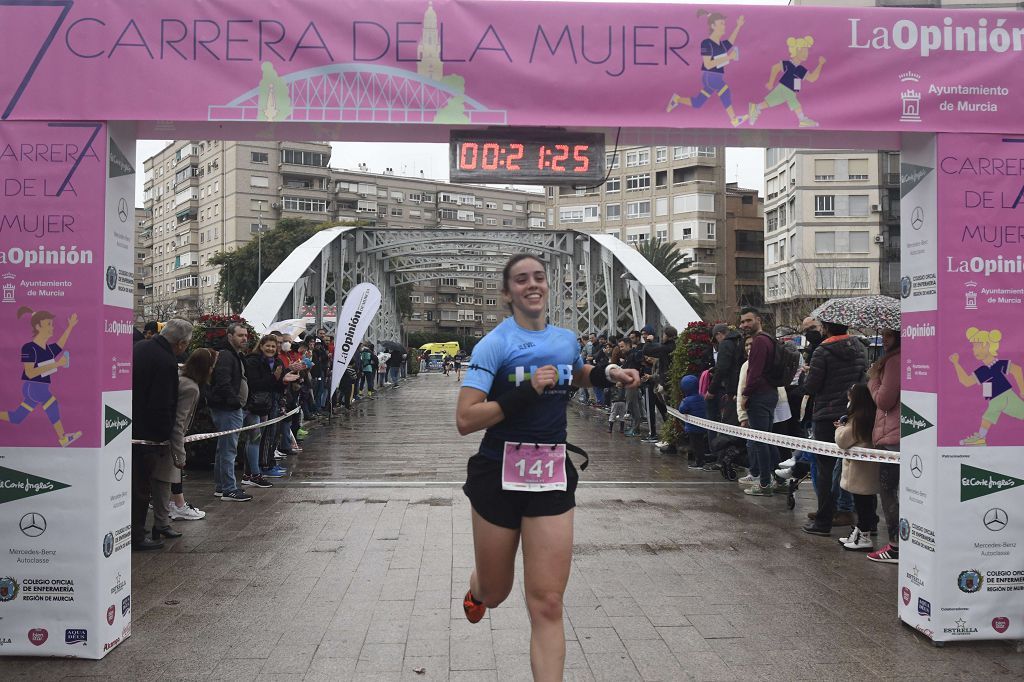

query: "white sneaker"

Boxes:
[737, 474, 757, 485]
[655, 441, 669, 448]
[843, 527, 874, 551]
[774, 467, 794, 480]
[778, 457, 796, 468]
[168, 502, 206, 521]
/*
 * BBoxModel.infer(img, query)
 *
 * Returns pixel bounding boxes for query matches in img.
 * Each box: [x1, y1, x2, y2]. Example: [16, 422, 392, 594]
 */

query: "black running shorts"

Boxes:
[462, 452, 578, 530]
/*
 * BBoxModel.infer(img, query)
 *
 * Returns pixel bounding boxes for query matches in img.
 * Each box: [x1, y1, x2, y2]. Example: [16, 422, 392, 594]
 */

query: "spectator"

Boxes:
[706, 323, 743, 425]
[377, 347, 390, 387]
[157, 347, 216, 535]
[241, 335, 286, 487]
[608, 381, 628, 433]
[167, 348, 215, 522]
[737, 308, 782, 497]
[641, 326, 677, 443]
[208, 323, 253, 502]
[867, 328, 901, 564]
[834, 383, 881, 552]
[387, 347, 404, 386]
[678, 374, 708, 468]
[619, 337, 644, 436]
[131, 318, 192, 550]
[802, 320, 869, 536]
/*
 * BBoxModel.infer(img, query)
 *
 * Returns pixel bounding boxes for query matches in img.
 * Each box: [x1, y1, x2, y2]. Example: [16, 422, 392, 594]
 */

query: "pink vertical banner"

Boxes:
[936, 134, 1024, 448]
[0, 122, 106, 448]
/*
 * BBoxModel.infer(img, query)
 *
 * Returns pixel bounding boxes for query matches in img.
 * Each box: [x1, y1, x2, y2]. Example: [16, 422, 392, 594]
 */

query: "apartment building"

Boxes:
[139, 140, 540, 337]
[134, 207, 150, 315]
[544, 144, 755, 319]
[761, 148, 901, 328]
[724, 184, 766, 319]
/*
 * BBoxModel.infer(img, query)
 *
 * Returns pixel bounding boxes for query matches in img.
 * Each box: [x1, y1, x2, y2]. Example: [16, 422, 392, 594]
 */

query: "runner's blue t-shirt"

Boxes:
[463, 317, 584, 460]
[21, 342, 62, 383]
[779, 61, 808, 92]
[700, 39, 732, 73]
[974, 359, 1012, 399]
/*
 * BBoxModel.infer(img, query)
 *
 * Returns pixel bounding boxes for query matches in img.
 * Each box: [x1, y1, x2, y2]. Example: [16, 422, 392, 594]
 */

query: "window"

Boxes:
[502, 202, 514, 211]
[282, 196, 328, 213]
[625, 150, 639, 167]
[251, 151, 269, 164]
[457, 210, 475, 222]
[673, 221, 694, 240]
[696, 275, 715, 295]
[625, 174, 651, 191]
[816, 231, 871, 254]
[816, 267, 870, 290]
[656, 226, 668, 243]
[440, 278, 458, 287]
[281, 149, 329, 167]
[605, 177, 620, 193]
[654, 197, 668, 217]
[778, 202, 787, 227]
[703, 220, 716, 240]
[391, 207, 403, 217]
[486, 217, 498, 226]
[250, 176, 269, 188]
[849, 231, 870, 252]
[626, 200, 651, 218]
[848, 158, 869, 180]
[672, 193, 715, 214]
[606, 203, 621, 220]
[848, 195, 870, 217]
[502, 218, 514, 226]
[409, 209, 421, 218]
[814, 195, 835, 216]
[606, 152, 620, 170]
[559, 206, 598, 223]
[815, 159, 836, 181]
[655, 147, 668, 163]
[485, 201, 498, 210]
[439, 208, 458, 220]
[390, 191, 404, 201]
[766, 209, 778, 232]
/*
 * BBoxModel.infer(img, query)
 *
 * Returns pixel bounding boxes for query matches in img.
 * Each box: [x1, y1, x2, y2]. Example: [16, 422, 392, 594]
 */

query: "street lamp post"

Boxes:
[256, 212, 265, 290]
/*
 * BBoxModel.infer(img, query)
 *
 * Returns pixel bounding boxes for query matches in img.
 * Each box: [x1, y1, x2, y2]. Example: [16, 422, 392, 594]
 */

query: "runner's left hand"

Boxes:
[611, 367, 641, 389]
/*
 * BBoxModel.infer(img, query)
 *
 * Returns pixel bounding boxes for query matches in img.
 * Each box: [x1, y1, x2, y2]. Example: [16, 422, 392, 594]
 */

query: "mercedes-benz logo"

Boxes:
[117, 197, 129, 223]
[911, 206, 924, 231]
[113, 456, 126, 481]
[984, 508, 1007, 532]
[910, 455, 923, 478]
[19, 512, 46, 538]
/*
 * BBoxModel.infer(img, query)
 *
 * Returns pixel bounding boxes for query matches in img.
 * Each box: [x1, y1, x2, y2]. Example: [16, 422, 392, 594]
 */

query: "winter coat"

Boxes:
[868, 350, 900, 447]
[677, 375, 706, 434]
[709, 330, 743, 397]
[244, 353, 284, 396]
[156, 374, 201, 484]
[643, 338, 676, 386]
[132, 335, 179, 442]
[803, 336, 869, 422]
[209, 343, 247, 411]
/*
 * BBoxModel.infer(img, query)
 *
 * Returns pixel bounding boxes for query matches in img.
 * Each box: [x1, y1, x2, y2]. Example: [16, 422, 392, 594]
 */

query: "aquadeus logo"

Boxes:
[961, 464, 1023, 502]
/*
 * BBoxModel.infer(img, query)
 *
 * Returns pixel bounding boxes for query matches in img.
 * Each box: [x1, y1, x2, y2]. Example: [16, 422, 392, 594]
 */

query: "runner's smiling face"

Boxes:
[502, 257, 548, 320]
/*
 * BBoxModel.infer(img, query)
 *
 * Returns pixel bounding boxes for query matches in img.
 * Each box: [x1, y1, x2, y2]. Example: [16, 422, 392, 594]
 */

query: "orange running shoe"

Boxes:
[463, 590, 486, 624]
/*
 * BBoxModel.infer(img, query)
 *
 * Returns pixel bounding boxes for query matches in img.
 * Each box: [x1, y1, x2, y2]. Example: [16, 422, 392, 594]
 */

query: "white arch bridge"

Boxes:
[241, 227, 700, 342]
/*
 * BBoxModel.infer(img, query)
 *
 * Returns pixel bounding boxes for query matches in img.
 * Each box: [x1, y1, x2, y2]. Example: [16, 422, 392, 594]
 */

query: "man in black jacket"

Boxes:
[208, 323, 252, 502]
[640, 325, 677, 442]
[802, 320, 869, 536]
[132, 318, 192, 550]
[706, 324, 743, 424]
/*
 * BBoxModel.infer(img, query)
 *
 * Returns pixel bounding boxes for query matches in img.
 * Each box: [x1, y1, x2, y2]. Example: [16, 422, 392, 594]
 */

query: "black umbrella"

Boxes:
[380, 340, 406, 355]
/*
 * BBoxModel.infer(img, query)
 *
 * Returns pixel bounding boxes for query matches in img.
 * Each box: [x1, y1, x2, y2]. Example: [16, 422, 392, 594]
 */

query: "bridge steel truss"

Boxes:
[242, 227, 700, 342]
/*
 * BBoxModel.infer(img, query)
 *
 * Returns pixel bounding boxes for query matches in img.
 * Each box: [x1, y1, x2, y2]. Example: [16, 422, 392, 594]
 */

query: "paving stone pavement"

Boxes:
[5, 373, 1021, 680]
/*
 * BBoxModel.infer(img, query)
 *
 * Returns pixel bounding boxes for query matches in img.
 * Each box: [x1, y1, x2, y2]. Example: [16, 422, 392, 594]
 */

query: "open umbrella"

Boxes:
[379, 340, 406, 355]
[809, 295, 900, 331]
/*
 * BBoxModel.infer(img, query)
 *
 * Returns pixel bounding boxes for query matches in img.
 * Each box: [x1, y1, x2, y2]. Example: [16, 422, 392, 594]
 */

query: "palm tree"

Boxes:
[635, 240, 706, 318]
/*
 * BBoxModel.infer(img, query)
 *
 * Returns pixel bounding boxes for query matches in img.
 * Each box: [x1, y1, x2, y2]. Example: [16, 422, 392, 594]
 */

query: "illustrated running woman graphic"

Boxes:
[949, 327, 1024, 446]
[0, 306, 81, 447]
[666, 10, 747, 127]
[748, 36, 826, 127]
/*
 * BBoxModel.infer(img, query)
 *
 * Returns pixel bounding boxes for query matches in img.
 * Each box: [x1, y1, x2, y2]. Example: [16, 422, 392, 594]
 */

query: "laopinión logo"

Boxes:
[958, 569, 984, 594]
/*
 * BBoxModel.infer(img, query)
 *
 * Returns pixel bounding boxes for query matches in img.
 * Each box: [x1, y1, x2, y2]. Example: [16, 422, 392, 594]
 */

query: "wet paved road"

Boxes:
[6, 373, 1022, 680]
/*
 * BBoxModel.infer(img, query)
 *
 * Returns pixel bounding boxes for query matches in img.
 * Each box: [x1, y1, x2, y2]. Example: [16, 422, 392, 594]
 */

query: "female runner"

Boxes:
[456, 254, 639, 680]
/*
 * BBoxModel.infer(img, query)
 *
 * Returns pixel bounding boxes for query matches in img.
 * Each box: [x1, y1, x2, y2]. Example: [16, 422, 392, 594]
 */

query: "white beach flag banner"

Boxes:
[330, 283, 381, 396]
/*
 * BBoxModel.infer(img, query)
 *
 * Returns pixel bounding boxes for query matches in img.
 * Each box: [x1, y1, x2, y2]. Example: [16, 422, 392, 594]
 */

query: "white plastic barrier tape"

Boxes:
[667, 407, 901, 463]
[131, 406, 302, 446]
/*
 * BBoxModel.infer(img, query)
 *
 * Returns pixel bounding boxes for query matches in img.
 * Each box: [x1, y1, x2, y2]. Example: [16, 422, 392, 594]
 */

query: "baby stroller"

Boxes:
[710, 431, 746, 481]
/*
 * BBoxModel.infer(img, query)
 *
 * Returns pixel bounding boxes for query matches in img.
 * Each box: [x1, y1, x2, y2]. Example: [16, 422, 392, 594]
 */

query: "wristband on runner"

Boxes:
[495, 383, 541, 419]
[588, 363, 615, 389]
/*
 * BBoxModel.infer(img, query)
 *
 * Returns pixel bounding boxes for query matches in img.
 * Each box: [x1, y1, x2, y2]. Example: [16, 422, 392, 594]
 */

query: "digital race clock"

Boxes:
[449, 129, 606, 185]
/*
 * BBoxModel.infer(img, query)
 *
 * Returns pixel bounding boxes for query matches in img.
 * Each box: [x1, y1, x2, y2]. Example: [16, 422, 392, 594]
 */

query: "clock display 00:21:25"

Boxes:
[457, 142, 592, 173]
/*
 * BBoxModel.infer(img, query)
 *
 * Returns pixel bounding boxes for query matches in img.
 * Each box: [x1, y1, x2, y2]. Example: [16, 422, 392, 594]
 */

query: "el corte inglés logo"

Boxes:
[900, 403, 933, 436]
[961, 464, 1023, 502]
[0, 466, 71, 505]
[104, 405, 131, 445]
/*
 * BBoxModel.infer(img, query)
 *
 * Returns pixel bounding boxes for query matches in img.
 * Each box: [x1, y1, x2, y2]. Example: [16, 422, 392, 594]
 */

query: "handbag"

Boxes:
[246, 390, 274, 416]
[840, 458, 881, 495]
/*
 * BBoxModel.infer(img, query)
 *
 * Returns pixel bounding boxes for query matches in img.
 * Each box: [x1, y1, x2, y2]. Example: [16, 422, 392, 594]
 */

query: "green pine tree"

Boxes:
[635, 240, 706, 318]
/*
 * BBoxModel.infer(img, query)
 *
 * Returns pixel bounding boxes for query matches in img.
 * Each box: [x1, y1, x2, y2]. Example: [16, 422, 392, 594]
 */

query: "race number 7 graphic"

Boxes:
[1, 0, 74, 120]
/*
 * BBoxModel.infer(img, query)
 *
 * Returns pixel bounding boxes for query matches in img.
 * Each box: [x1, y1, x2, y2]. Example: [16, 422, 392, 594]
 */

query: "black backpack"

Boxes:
[761, 333, 801, 388]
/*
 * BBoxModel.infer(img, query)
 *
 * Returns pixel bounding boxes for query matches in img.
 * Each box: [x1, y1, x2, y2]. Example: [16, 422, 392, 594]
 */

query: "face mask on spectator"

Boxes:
[281, 342, 291, 352]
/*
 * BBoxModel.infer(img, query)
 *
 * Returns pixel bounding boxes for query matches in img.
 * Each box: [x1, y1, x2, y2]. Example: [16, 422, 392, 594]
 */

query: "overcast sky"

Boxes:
[135, 0, 789, 205]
